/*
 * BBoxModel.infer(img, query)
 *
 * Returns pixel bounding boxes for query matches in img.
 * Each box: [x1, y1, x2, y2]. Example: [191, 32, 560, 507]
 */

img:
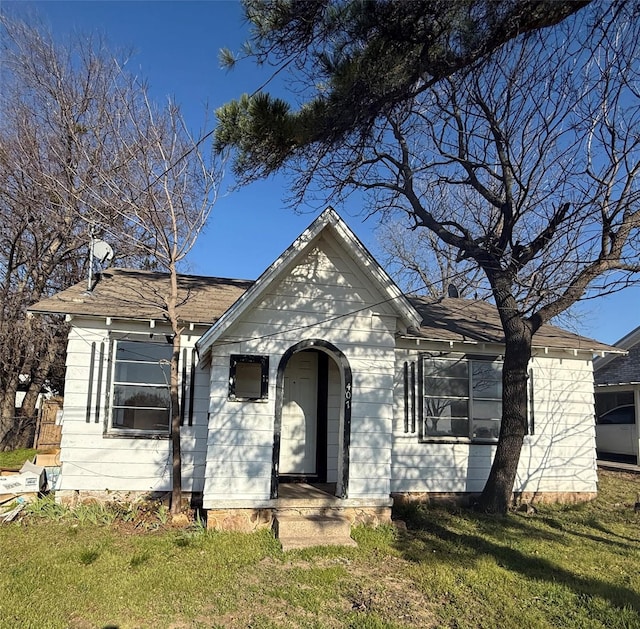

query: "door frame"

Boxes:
[271, 339, 352, 499]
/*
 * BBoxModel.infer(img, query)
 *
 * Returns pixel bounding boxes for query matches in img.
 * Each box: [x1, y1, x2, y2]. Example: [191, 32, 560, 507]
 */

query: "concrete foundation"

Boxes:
[54, 489, 198, 508]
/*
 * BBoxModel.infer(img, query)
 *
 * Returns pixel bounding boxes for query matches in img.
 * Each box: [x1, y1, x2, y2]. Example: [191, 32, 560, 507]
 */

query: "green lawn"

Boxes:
[0, 470, 639, 628]
[0, 448, 36, 469]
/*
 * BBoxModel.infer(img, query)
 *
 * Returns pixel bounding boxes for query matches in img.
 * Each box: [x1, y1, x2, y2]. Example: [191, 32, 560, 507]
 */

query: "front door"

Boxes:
[280, 351, 318, 476]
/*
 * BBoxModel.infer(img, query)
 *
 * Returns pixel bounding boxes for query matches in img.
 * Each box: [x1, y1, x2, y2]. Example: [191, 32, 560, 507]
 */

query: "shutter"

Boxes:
[94, 341, 105, 424]
[85, 342, 96, 423]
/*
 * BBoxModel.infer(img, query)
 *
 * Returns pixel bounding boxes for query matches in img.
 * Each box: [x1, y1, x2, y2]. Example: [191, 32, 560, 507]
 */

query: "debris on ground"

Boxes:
[0, 461, 46, 501]
[0, 495, 32, 523]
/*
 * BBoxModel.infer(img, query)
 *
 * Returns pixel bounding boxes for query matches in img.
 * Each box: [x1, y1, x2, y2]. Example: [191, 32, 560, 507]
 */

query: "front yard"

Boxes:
[0, 468, 638, 628]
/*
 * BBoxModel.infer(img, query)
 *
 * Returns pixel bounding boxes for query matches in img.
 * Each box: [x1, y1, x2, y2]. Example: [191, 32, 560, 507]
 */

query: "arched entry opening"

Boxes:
[271, 340, 352, 499]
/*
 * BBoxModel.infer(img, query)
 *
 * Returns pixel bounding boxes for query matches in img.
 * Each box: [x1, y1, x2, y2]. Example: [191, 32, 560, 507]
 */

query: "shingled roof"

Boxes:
[29, 268, 619, 354]
[594, 325, 640, 385]
[407, 296, 617, 354]
[28, 268, 254, 326]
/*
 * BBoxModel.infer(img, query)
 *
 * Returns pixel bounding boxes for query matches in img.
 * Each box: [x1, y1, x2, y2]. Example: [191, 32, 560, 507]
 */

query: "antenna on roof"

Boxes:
[87, 226, 114, 291]
[447, 283, 460, 298]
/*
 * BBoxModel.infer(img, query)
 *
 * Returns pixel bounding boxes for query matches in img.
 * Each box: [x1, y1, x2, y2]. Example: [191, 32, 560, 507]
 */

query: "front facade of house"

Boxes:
[30, 209, 616, 526]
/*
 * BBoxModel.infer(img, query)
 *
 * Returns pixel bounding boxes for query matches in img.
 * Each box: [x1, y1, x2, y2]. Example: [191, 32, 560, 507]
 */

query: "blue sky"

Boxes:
[7, 0, 639, 345]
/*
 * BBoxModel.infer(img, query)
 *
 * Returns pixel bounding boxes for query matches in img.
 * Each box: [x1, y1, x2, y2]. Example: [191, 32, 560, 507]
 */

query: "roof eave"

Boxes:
[596, 381, 640, 387]
[594, 325, 640, 371]
[397, 331, 624, 356]
[28, 306, 213, 329]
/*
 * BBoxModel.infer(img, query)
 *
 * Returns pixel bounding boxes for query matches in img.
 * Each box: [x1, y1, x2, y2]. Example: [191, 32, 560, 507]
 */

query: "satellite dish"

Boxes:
[92, 240, 114, 264]
[86, 234, 115, 292]
[447, 284, 460, 298]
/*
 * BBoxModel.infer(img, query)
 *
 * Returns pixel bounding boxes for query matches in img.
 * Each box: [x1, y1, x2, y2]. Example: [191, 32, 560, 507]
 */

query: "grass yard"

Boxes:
[0, 448, 36, 469]
[0, 469, 639, 628]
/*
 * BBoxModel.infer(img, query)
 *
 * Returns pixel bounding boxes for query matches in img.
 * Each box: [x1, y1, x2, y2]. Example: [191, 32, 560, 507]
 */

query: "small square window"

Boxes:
[229, 355, 269, 401]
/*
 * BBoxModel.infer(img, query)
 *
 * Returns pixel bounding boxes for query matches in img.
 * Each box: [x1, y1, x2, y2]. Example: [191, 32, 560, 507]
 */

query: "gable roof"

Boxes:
[28, 207, 621, 357]
[29, 270, 619, 355]
[28, 268, 253, 326]
[405, 296, 619, 354]
[195, 207, 422, 353]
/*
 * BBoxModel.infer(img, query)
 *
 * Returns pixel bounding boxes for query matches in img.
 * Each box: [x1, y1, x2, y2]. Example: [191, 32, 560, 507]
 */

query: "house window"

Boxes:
[421, 356, 503, 441]
[111, 340, 172, 435]
[229, 355, 269, 401]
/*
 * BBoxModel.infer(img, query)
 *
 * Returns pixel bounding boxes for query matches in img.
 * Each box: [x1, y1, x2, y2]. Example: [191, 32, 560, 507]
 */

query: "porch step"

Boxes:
[274, 511, 357, 551]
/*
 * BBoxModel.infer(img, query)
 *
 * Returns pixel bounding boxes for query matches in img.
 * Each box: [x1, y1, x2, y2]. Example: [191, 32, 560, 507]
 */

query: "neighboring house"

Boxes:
[594, 326, 640, 463]
[28, 208, 618, 531]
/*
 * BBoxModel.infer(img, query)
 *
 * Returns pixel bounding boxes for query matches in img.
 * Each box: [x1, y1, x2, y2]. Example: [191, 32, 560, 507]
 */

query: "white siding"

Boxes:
[58, 320, 209, 493]
[515, 354, 597, 493]
[203, 232, 398, 507]
[391, 344, 598, 496]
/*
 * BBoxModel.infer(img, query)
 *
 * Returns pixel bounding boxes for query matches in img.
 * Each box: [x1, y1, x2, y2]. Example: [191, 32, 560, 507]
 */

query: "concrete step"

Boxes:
[274, 512, 357, 551]
[278, 534, 358, 551]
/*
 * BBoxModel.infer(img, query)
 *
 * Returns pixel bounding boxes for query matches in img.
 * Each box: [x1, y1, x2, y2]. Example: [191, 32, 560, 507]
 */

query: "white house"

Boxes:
[29, 208, 618, 535]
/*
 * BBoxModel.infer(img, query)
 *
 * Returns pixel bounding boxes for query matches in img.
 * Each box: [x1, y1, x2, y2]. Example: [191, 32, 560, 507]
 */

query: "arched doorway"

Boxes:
[271, 340, 352, 499]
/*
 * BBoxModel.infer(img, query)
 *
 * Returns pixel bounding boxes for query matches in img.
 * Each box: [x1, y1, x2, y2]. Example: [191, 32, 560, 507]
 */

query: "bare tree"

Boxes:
[377, 214, 489, 299]
[342, 9, 639, 512]
[0, 10, 222, 517]
[0, 14, 143, 448]
[81, 95, 221, 514]
[217, 1, 640, 513]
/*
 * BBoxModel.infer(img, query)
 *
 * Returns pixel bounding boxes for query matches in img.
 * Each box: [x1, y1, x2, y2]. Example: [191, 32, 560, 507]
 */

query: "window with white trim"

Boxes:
[110, 340, 173, 435]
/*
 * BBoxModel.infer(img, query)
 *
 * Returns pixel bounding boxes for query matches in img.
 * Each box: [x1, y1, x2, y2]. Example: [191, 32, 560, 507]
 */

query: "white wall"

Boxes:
[392, 342, 598, 496]
[58, 320, 210, 494]
[515, 354, 597, 493]
[203, 231, 399, 507]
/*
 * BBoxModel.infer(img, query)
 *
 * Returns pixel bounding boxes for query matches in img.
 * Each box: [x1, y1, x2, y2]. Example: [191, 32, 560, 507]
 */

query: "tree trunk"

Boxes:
[170, 333, 182, 514]
[0, 379, 37, 451]
[167, 263, 183, 515]
[478, 287, 534, 514]
[0, 374, 21, 450]
[3, 416, 37, 450]
[19, 332, 62, 420]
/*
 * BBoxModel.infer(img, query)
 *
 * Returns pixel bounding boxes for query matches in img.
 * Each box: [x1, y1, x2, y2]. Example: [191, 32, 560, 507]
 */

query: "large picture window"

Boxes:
[422, 356, 503, 441]
[111, 340, 172, 435]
